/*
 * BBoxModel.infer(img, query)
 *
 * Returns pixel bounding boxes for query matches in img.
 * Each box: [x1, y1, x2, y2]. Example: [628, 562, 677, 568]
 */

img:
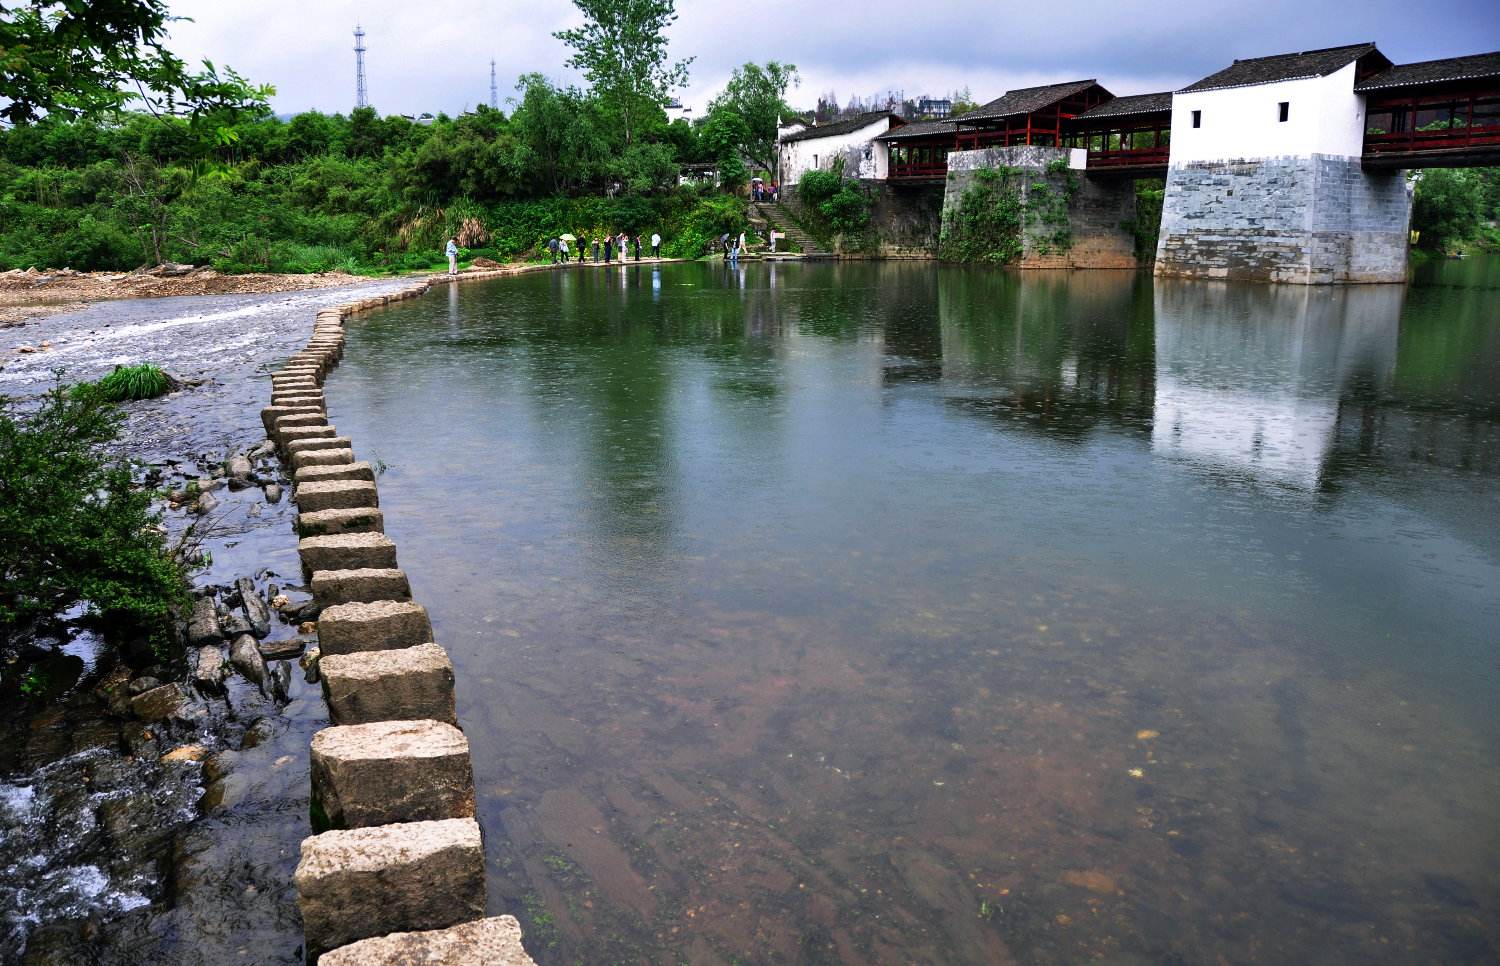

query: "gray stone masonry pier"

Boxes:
[942, 146, 1140, 269]
[1155, 154, 1412, 284]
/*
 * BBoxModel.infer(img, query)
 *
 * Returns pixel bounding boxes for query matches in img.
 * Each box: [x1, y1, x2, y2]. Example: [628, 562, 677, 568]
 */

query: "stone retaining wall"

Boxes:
[263, 264, 576, 962]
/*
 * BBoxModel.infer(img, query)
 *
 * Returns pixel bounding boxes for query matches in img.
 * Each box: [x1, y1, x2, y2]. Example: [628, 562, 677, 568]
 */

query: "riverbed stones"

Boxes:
[318, 600, 432, 655]
[295, 817, 485, 959]
[292, 447, 355, 471]
[298, 532, 397, 574]
[321, 644, 456, 725]
[310, 720, 473, 828]
[295, 461, 375, 485]
[226, 454, 253, 481]
[295, 479, 379, 513]
[320, 916, 535, 966]
[310, 568, 411, 606]
[229, 633, 269, 688]
[296, 506, 384, 537]
[187, 596, 222, 646]
[193, 646, 226, 692]
[264, 483, 283, 503]
[237, 576, 272, 637]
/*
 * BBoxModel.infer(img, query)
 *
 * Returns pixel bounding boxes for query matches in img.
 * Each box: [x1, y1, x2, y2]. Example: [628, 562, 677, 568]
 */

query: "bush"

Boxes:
[1, 383, 186, 656]
[797, 169, 842, 206]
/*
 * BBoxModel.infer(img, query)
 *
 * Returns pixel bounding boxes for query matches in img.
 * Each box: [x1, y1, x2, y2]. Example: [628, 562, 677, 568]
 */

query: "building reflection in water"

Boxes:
[1151, 282, 1403, 490]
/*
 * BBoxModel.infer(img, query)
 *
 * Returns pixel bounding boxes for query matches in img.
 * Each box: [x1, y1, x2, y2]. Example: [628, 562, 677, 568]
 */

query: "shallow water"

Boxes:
[329, 260, 1500, 963]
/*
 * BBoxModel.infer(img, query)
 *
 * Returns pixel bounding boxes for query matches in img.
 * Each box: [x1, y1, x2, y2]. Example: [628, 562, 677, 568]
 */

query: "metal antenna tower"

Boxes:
[489, 59, 498, 110]
[353, 24, 368, 109]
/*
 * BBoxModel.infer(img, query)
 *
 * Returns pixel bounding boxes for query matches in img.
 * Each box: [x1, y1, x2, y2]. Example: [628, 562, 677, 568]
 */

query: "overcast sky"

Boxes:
[165, 0, 1500, 119]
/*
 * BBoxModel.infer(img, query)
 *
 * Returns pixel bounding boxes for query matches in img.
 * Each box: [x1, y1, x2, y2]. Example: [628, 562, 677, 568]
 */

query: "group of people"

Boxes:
[750, 180, 780, 203]
[548, 232, 663, 265]
[718, 230, 751, 261]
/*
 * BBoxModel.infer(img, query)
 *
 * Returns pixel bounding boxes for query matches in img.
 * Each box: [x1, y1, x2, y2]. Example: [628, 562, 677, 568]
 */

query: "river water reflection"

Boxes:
[328, 259, 1499, 964]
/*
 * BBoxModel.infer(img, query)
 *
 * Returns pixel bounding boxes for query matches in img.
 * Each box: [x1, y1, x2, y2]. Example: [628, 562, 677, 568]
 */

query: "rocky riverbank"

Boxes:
[0, 265, 399, 329]
[0, 280, 417, 963]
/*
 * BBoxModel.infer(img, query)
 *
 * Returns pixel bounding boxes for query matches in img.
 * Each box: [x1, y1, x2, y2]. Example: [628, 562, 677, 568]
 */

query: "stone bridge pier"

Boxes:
[1154, 155, 1412, 284]
[942, 146, 1142, 269]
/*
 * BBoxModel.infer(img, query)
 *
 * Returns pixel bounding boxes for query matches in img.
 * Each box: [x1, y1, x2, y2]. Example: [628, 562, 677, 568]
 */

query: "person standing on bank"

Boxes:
[633, 235, 641, 261]
[579, 237, 587, 263]
[559, 237, 569, 262]
[604, 234, 613, 263]
[445, 238, 458, 275]
[592, 237, 600, 262]
[651, 232, 661, 258]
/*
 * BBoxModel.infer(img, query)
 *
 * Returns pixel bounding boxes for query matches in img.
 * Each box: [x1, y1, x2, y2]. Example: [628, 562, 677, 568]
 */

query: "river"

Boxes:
[323, 257, 1500, 963]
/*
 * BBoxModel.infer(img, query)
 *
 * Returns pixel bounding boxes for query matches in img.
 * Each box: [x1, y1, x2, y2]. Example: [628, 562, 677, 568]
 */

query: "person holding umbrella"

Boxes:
[561, 232, 577, 265]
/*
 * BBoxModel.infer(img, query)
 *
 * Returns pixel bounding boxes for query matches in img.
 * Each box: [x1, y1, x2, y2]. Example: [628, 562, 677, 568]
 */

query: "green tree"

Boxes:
[554, 0, 692, 150]
[1, 381, 185, 654]
[1412, 168, 1483, 251]
[0, 1, 272, 142]
[706, 61, 799, 175]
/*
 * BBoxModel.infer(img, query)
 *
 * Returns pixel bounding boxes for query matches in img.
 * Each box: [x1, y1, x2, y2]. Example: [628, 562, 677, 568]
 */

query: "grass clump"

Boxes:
[71, 363, 177, 403]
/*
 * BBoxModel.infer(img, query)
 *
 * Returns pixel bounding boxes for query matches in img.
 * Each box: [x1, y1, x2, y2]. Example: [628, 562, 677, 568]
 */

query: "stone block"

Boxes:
[288, 436, 354, 458]
[280, 426, 338, 449]
[261, 405, 322, 436]
[299, 532, 397, 574]
[321, 643, 456, 725]
[292, 447, 355, 471]
[296, 479, 379, 513]
[297, 507, 384, 537]
[295, 818, 485, 960]
[310, 719, 473, 828]
[295, 461, 376, 485]
[311, 568, 411, 606]
[319, 916, 535, 966]
[318, 600, 433, 655]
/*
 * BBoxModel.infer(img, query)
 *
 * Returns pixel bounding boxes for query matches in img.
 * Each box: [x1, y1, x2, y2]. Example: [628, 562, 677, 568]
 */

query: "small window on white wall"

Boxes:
[813, 154, 819, 167]
[1191, 110, 1202, 128]
[1278, 102, 1290, 123]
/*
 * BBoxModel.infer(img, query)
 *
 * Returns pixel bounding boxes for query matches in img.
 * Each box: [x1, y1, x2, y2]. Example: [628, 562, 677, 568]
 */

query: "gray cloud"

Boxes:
[166, 0, 1500, 118]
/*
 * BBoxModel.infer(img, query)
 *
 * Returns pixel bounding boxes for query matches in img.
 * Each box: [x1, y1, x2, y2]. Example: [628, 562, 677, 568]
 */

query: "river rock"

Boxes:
[220, 610, 252, 637]
[131, 683, 187, 722]
[267, 660, 291, 702]
[193, 645, 226, 693]
[319, 916, 536, 966]
[226, 454, 253, 479]
[237, 576, 272, 637]
[127, 676, 162, 696]
[264, 483, 283, 504]
[259, 637, 304, 660]
[186, 596, 222, 645]
[194, 490, 219, 515]
[295, 818, 486, 959]
[229, 634, 268, 688]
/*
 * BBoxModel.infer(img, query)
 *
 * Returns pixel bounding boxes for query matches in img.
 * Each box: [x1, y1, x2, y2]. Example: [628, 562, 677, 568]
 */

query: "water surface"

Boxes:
[329, 259, 1500, 964]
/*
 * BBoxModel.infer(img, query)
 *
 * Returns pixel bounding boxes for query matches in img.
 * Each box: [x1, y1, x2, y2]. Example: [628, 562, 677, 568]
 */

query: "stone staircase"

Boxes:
[751, 201, 832, 256]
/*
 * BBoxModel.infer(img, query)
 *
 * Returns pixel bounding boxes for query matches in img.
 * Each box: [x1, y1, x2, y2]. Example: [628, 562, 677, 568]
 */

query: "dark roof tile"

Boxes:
[953, 80, 1106, 123]
[1180, 43, 1389, 93]
[874, 119, 957, 141]
[780, 111, 901, 143]
[1076, 92, 1174, 119]
[1355, 51, 1500, 91]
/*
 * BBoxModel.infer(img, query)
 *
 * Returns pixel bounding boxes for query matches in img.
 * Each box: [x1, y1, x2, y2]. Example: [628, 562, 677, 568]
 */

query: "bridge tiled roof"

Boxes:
[1180, 43, 1390, 92]
[1077, 92, 1174, 119]
[874, 120, 957, 141]
[953, 80, 1105, 123]
[1355, 51, 1500, 91]
[780, 112, 902, 143]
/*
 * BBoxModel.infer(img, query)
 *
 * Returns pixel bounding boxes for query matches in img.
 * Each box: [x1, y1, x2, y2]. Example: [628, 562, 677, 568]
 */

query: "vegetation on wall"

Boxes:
[1130, 179, 1165, 261]
[794, 165, 873, 249]
[939, 167, 1025, 263]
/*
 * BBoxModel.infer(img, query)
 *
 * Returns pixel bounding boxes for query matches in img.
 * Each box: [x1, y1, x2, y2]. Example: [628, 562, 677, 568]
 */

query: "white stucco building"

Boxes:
[778, 112, 904, 185]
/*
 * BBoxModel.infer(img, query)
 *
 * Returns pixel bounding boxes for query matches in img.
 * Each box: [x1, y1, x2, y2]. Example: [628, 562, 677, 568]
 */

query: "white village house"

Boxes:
[777, 112, 905, 185]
